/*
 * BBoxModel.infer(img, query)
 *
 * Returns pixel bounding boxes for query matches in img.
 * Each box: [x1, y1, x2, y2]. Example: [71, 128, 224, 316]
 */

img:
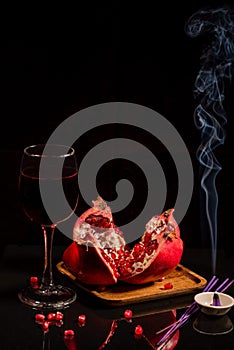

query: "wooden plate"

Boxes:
[57, 261, 207, 306]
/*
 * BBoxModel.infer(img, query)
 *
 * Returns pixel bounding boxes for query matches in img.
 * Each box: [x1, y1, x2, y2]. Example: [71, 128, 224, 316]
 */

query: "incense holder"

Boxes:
[194, 292, 234, 316]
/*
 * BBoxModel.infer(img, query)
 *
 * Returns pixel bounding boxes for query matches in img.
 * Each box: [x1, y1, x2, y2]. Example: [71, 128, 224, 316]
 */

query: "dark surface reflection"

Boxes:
[193, 313, 233, 335]
[0, 245, 233, 349]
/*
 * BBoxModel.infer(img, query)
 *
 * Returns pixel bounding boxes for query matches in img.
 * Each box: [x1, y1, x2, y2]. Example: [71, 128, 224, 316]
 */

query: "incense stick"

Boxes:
[221, 279, 234, 293]
[215, 278, 232, 292]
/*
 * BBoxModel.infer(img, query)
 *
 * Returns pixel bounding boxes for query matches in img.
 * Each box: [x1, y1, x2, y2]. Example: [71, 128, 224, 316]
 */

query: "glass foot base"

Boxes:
[18, 284, 77, 310]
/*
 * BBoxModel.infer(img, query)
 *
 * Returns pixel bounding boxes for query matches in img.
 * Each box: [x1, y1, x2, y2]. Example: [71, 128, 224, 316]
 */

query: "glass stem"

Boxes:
[41, 225, 56, 289]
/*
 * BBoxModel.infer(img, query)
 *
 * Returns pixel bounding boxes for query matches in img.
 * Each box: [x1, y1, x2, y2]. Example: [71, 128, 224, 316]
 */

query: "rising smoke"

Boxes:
[185, 5, 234, 273]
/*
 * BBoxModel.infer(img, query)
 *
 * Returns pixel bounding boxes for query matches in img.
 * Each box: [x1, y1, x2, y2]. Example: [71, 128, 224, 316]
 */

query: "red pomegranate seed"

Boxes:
[124, 309, 133, 320]
[55, 311, 64, 321]
[42, 321, 50, 332]
[135, 324, 143, 335]
[77, 314, 86, 325]
[30, 276, 39, 289]
[64, 329, 75, 338]
[30, 276, 38, 283]
[164, 282, 173, 290]
[35, 313, 45, 323]
[47, 312, 56, 321]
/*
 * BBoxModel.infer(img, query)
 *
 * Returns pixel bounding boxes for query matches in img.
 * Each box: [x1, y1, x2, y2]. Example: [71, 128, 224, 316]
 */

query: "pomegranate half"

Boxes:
[62, 197, 183, 285]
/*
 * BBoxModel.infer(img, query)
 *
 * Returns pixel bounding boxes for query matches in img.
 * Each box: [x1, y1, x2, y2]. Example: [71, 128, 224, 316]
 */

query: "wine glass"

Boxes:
[18, 143, 79, 309]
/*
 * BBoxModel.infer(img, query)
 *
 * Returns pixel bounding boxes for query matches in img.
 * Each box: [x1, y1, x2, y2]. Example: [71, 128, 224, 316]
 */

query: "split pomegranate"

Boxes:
[63, 196, 183, 285]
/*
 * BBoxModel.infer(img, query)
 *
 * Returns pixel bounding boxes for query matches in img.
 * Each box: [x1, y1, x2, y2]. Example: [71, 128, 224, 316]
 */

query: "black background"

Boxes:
[1, 1, 234, 259]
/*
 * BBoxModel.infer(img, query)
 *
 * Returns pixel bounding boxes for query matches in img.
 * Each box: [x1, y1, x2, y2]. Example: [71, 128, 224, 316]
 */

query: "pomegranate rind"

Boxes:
[62, 241, 80, 276]
[153, 237, 183, 277]
[62, 241, 118, 285]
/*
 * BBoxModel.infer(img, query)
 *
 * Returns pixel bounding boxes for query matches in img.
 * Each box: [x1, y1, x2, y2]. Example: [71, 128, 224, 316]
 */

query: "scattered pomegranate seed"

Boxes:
[64, 329, 75, 338]
[42, 321, 50, 332]
[35, 314, 45, 323]
[77, 314, 86, 325]
[47, 312, 56, 321]
[124, 309, 133, 320]
[135, 324, 143, 335]
[35, 311, 64, 332]
[163, 282, 173, 290]
[30, 276, 39, 289]
[55, 311, 64, 321]
[30, 276, 38, 283]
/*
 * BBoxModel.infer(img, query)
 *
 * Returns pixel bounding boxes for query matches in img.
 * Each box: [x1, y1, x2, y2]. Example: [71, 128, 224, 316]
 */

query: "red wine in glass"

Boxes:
[20, 168, 78, 225]
[18, 144, 79, 309]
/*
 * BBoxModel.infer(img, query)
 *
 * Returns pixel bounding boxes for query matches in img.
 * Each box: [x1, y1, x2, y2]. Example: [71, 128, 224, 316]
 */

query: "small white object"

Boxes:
[194, 292, 234, 316]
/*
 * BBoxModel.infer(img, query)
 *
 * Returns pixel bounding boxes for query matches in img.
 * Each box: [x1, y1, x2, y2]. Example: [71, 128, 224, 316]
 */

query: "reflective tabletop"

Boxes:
[0, 244, 233, 350]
